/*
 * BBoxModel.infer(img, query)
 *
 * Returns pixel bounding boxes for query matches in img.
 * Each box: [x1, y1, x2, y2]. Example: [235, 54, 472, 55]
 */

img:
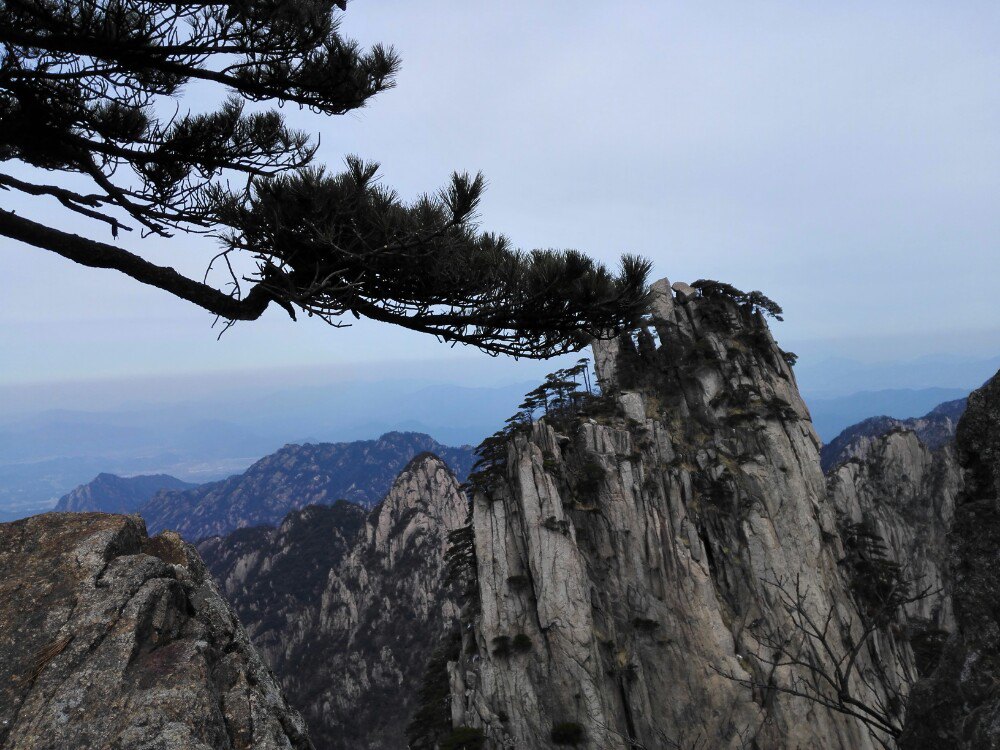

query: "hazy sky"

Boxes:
[2, 1, 998, 387]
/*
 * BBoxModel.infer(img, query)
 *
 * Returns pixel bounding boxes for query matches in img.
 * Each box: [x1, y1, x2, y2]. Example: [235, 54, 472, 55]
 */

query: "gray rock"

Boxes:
[670, 280, 697, 303]
[828, 430, 961, 653]
[648, 277, 674, 320]
[0, 512, 312, 750]
[592, 336, 621, 390]
[616, 391, 646, 423]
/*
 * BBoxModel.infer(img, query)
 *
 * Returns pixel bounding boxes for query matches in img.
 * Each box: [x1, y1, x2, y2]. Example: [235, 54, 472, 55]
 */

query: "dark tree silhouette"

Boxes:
[0, 0, 651, 356]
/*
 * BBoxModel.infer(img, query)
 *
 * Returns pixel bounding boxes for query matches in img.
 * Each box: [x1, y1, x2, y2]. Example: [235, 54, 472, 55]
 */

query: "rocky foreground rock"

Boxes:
[0, 512, 312, 750]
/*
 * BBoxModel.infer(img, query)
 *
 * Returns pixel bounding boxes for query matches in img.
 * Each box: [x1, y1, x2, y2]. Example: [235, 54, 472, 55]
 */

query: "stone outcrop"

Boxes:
[821, 398, 967, 473]
[0, 512, 311, 750]
[447, 280, 916, 749]
[143, 432, 475, 540]
[199, 454, 468, 750]
[901, 369, 1000, 749]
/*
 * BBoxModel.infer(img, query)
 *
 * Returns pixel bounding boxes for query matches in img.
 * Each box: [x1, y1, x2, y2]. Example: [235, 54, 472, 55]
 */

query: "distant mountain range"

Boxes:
[139, 432, 474, 540]
[807, 387, 970, 442]
[52, 431, 473, 541]
[819, 398, 967, 473]
[54, 472, 195, 514]
[0, 378, 528, 516]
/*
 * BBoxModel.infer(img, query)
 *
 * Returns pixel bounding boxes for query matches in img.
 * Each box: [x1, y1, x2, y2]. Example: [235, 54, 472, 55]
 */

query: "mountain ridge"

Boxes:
[139, 431, 474, 540]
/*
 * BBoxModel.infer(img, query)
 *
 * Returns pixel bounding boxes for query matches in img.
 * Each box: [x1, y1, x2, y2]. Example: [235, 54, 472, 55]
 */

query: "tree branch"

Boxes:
[0, 208, 275, 320]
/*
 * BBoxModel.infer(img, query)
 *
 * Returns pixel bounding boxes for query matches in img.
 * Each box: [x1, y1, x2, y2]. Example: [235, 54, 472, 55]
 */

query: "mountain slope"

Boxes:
[54, 472, 196, 513]
[143, 432, 474, 539]
[0, 513, 311, 750]
[199, 453, 468, 750]
[827, 429, 961, 669]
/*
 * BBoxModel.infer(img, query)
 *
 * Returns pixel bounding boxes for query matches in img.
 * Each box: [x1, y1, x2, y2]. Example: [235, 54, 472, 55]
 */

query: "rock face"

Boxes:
[827, 427, 962, 671]
[143, 432, 475, 540]
[0, 512, 312, 750]
[901, 369, 1000, 749]
[199, 454, 468, 750]
[447, 282, 915, 749]
[55, 472, 196, 513]
[821, 398, 967, 473]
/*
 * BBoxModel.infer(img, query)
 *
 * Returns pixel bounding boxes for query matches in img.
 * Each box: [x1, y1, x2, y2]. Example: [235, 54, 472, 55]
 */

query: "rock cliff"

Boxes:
[826, 427, 961, 675]
[143, 431, 474, 540]
[446, 280, 916, 749]
[901, 369, 1000, 749]
[0, 512, 312, 750]
[199, 453, 468, 750]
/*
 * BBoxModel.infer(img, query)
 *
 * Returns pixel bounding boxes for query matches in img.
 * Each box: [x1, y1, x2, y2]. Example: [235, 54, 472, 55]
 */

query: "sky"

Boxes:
[2, 0, 998, 391]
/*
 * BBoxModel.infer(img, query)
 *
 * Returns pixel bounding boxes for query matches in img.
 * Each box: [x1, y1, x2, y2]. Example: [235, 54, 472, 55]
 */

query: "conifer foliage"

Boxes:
[464, 358, 599, 495]
[0, 0, 651, 357]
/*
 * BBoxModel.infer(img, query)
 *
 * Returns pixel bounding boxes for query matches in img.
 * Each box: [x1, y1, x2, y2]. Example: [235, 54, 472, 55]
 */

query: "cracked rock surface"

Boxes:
[0, 512, 312, 750]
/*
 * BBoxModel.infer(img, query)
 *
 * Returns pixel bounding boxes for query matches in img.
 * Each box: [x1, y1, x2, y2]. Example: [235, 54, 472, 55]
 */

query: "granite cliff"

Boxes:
[826, 423, 962, 677]
[0, 512, 312, 750]
[442, 280, 923, 749]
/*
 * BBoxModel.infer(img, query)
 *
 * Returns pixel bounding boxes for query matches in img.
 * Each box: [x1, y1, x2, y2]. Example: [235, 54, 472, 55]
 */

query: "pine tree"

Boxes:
[0, 0, 651, 357]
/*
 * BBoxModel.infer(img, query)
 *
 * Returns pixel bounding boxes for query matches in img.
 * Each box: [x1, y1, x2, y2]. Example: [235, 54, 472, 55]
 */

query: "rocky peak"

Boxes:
[369, 452, 469, 565]
[446, 279, 914, 749]
[199, 452, 468, 750]
[0, 512, 312, 750]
